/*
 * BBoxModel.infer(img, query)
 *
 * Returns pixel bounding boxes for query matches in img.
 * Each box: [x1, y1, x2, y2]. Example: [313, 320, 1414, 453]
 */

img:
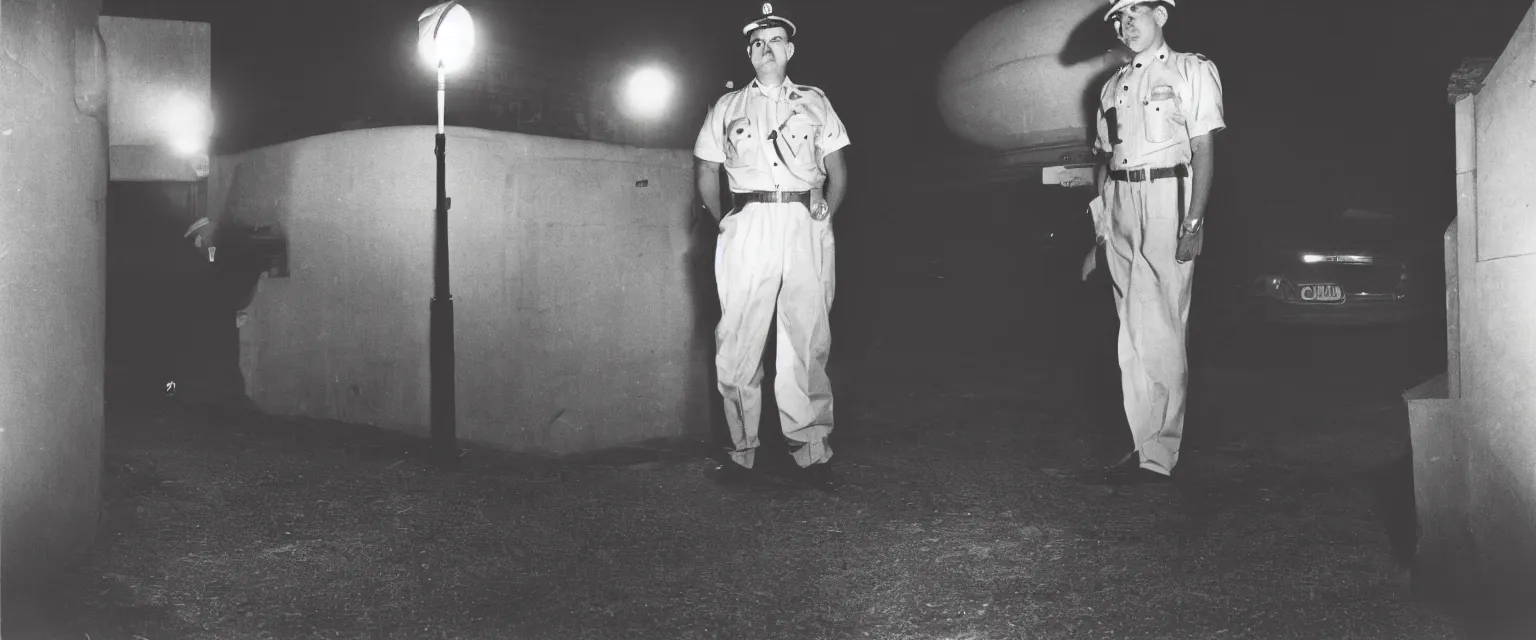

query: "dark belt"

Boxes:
[1110, 163, 1193, 231]
[731, 190, 810, 212]
[1109, 164, 1189, 183]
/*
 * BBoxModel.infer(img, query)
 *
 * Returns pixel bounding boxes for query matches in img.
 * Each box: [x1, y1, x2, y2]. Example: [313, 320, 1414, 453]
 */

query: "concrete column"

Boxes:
[1452, 95, 1477, 400]
[1, 0, 109, 589]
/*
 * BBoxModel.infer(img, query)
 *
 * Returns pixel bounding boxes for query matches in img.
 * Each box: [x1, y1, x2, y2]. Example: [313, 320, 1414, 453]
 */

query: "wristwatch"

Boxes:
[1181, 217, 1203, 235]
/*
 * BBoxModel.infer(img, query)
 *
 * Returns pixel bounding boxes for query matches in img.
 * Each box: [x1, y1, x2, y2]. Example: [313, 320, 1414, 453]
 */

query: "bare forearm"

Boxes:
[824, 178, 848, 217]
[1188, 135, 1215, 223]
[695, 159, 724, 222]
[823, 149, 848, 217]
[1092, 158, 1109, 245]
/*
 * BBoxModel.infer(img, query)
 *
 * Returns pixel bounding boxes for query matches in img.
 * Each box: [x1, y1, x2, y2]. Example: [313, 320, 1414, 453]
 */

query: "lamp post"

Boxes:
[417, 1, 475, 464]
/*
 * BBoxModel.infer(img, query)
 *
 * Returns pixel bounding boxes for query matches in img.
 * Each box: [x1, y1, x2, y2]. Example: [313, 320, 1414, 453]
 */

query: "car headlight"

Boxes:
[1302, 253, 1374, 264]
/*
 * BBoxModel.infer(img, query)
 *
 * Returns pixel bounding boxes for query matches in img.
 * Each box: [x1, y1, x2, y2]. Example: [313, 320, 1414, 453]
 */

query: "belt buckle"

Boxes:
[1131, 169, 1147, 182]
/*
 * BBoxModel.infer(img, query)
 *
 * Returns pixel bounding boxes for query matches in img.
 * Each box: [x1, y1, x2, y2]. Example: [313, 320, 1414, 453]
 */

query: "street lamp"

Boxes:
[162, 91, 213, 159]
[417, 1, 475, 463]
[623, 64, 674, 146]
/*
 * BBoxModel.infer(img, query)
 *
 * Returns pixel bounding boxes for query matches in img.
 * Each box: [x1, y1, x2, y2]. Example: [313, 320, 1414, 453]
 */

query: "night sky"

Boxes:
[100, 0, 1533, 227]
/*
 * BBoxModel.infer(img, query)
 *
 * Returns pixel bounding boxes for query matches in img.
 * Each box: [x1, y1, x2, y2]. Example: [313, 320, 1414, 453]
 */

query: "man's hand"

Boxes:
[1176, 219, 1203, 263]
[1081, 246, 1098, 282]
[809, 188, 830, 221]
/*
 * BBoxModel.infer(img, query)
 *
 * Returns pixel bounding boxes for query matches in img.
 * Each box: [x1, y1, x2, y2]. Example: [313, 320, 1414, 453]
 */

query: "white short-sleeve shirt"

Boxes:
[1095, 45, 1225, 171]
[694, 76, 851, 193]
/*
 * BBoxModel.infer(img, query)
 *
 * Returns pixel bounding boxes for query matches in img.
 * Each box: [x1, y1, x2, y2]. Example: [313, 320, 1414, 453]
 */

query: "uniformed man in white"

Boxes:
[1082, 0, 1224, 483]
[694, 2, 851, 491]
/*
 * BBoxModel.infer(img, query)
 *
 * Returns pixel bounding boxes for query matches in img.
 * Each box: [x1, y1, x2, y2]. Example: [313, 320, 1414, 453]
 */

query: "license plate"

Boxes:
[1299, 283, 1343, 302]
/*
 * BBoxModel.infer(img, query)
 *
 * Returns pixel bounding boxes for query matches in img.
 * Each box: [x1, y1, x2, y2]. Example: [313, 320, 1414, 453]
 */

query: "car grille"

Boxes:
[1289, 261, 1405, 294]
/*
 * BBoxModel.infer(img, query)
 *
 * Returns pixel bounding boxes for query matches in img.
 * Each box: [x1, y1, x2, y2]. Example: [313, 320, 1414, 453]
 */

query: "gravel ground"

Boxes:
[6, 319, 1472, 639]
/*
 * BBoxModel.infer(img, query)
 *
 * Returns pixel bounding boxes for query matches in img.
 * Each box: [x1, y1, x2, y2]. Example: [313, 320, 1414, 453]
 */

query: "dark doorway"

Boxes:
[104, 180, 239, 411]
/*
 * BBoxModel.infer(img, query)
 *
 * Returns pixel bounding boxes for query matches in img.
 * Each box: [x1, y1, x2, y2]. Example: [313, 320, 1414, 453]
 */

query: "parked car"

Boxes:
[1240, 207, 1427, 326]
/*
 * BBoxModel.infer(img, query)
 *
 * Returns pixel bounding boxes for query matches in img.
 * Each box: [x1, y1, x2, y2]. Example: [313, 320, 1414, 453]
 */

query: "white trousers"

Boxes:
[714, 200, 836, 469]
[1104, 173, 1196, 475]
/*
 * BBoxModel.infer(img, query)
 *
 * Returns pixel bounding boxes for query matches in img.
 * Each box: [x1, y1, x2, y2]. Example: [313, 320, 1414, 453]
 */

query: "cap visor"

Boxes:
[743, 17, 796, 36]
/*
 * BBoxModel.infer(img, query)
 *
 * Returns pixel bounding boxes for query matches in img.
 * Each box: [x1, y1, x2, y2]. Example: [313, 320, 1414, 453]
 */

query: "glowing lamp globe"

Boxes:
[936, 0, 1127, 151]
[162, 92, 212, 157]
[417, 2, 476, 73]
[624, 66, 674, 120]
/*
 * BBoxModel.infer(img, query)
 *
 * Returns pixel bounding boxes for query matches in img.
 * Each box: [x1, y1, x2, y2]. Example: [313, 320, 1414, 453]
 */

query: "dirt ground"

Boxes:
[6, 302, 1476, 639]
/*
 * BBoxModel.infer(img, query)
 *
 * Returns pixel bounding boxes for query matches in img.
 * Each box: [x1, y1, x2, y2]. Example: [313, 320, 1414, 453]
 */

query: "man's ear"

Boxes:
[1154, 5, 1169, 27]
[785, 41, 795, 62]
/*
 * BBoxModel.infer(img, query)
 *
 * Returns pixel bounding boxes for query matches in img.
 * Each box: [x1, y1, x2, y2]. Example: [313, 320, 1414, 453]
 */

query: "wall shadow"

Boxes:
[1058, 7, 1120, 66]
[1370, 440, 1419, 568]
[1059, 6, 1130, 151]
[687, 170, 729, 457]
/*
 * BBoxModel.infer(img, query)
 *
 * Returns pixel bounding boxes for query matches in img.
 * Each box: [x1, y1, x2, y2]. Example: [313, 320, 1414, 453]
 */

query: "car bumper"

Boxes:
[1249, 295, 1421, 326]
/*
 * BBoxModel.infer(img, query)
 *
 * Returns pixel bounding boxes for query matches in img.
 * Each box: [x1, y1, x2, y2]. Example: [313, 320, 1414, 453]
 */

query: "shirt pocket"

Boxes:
[779, 112, 820, 162]
[723, 116, 759, 169]
[1143, 85, 1177, 145]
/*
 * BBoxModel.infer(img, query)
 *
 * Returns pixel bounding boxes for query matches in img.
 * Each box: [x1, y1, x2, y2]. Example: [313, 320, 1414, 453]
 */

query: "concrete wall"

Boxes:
[1409, 3, 1536, 621]
[1, 0, 108, 584]
[212, 126, 713, 454]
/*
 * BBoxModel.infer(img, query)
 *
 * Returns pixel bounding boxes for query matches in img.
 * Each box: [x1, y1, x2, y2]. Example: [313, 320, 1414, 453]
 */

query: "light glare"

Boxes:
[162, 93, 212, 157]
[172, 136, 204, 156]
[417, 2, 476, 73]
[624, 66, 674, 119]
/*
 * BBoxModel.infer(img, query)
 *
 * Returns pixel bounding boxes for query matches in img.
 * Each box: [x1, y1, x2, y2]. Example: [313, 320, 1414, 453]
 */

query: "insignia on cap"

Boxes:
[762, 3, 773, 14]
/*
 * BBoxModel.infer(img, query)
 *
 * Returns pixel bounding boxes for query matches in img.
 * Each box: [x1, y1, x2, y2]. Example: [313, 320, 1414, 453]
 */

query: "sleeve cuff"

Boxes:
[1188, 121, 1226, 140]
[818, 138, 850, 160]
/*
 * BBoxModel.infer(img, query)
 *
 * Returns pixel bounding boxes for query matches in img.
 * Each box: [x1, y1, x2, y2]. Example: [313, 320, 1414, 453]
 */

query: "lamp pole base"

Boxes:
[429, 295, 458, 466]
[429, 131, 458, 467]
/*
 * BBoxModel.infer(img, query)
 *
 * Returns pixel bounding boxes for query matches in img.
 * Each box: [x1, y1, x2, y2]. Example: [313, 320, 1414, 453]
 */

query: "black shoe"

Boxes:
[1101, 451, 1138, 474]
[1106, 466, 1173, 485]
[799, 462, 839, 493]
[1099, 452, 1173, 485]
[708, 460, 757, 486]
